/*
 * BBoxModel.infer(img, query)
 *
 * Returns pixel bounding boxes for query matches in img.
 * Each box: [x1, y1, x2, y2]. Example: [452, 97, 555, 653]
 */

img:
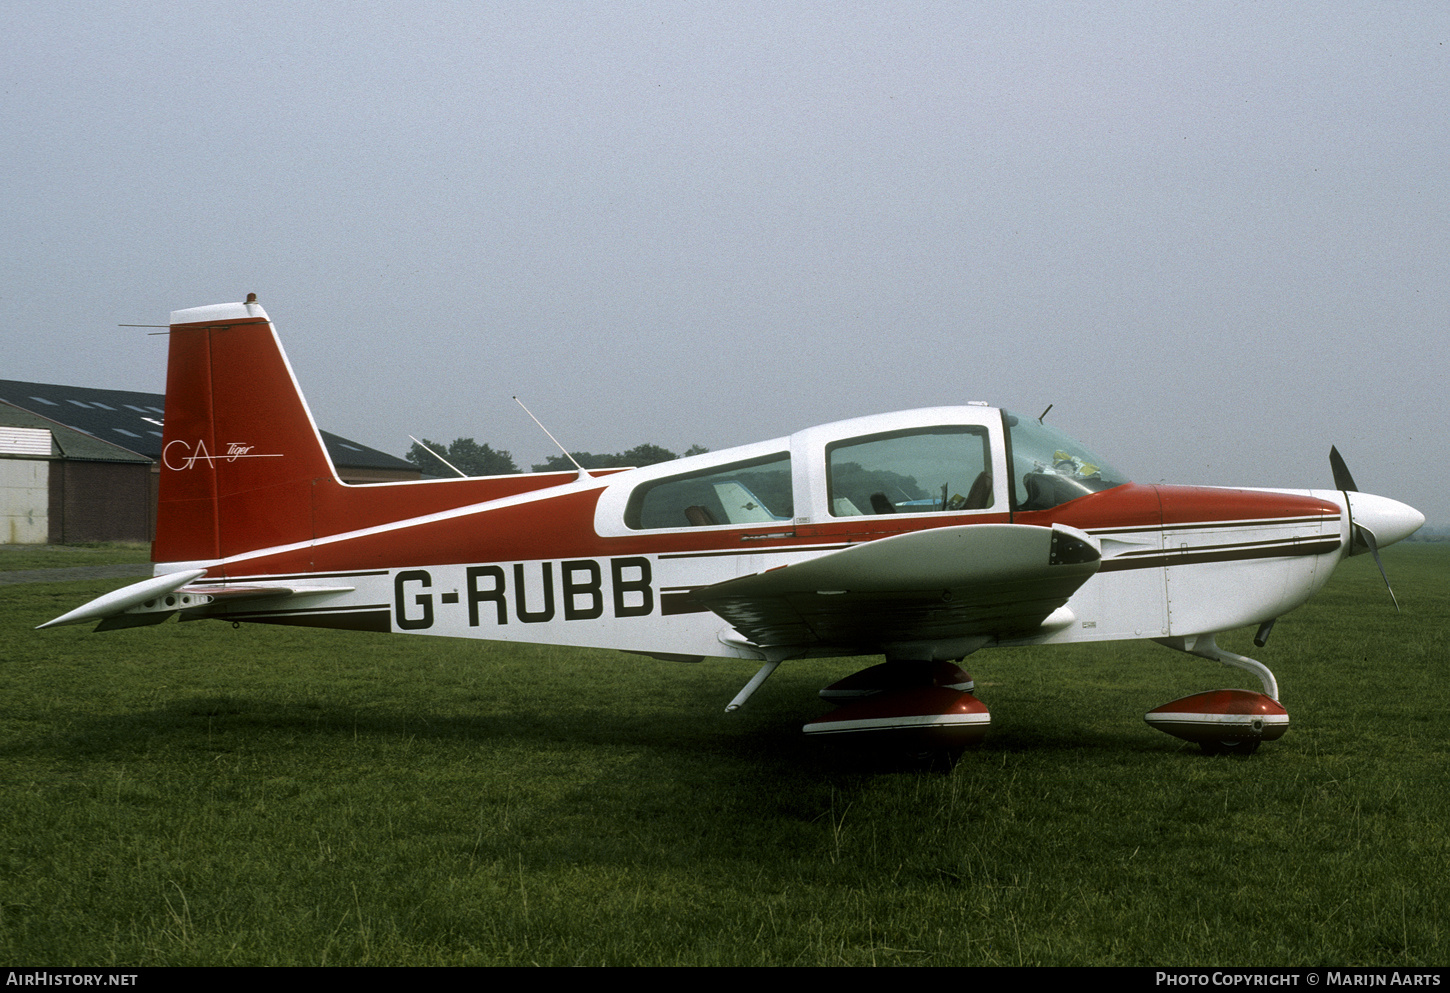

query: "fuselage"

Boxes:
[159, 403, 1405, 663]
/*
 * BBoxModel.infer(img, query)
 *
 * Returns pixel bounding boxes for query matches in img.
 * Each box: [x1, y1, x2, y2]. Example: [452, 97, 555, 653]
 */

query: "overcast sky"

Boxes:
[4, 2, 1446, 525]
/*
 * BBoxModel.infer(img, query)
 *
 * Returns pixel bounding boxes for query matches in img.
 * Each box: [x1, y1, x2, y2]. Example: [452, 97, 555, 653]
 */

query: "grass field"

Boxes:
[0, 542, 151, 572]
[1, 544, 1446, 965]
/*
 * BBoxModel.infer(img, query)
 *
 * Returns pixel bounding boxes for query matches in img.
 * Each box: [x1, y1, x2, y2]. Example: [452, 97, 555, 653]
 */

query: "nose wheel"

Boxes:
[1147, 635, 1288, 755]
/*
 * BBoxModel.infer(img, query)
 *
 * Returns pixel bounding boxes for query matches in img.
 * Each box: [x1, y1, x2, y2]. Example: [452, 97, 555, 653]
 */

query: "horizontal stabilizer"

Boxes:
[95, 611, 176, 632]
[36, 570, 207, 630]
[36, 570, 354, 631]
[179, 583, 357, 604]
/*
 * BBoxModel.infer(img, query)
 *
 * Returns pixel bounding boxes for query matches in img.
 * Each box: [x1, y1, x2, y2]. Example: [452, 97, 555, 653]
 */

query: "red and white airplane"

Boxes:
[42, 300, 1425, 755]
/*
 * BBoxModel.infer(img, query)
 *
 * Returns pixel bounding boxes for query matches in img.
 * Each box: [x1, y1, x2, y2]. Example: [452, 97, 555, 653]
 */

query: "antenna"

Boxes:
[513, 396, 590, 477]
[1037, 404, 1053, 424]
[408, 435, 467, 478]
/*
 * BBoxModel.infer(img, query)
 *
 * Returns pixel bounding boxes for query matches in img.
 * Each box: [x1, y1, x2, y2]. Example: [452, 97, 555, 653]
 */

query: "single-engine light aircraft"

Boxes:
[42, 300, 1425, 755]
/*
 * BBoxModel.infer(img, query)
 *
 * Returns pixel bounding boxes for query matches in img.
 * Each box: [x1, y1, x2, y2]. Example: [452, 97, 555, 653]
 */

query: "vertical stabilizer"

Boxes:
[154, 301, 339, 566]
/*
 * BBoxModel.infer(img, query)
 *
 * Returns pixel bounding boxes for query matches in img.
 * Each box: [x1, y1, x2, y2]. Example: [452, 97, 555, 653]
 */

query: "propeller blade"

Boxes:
[1354, 523, 1400, 612]
[1329, 446, 1358, 492]
[1333, 447, 1406, 610]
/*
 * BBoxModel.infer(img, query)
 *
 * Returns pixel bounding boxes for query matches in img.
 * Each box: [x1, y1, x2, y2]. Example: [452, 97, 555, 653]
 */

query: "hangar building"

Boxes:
[0, 379, 418, 545]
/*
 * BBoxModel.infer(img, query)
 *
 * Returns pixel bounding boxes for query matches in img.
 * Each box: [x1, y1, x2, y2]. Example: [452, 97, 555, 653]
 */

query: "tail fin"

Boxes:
[154, 301, 340, 565]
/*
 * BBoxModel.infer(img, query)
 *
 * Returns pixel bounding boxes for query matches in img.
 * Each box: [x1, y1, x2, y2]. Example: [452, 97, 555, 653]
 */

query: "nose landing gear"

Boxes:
[1147, 634, 1289, 755]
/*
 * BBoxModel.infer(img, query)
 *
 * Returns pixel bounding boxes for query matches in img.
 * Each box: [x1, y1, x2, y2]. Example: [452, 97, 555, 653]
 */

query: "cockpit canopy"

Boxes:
[600, 406, 1129, 533]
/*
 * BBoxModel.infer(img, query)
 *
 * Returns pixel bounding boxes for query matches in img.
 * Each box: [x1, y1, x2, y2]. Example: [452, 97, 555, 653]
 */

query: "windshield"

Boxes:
[1004, 411, 1128, 511]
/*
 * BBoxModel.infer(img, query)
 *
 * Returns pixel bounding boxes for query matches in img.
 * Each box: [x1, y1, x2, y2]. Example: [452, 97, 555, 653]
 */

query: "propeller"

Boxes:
[1330, 446, 1399, 611]
[1329, 445, 1358, 493]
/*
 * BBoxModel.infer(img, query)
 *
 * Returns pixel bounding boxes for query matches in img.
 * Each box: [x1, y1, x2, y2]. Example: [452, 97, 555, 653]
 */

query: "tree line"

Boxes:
[406, 438, 709, 477]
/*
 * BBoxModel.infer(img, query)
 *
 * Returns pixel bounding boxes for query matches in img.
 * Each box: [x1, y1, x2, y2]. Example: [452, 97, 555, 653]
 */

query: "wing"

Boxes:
[693, 524, 1100, 659]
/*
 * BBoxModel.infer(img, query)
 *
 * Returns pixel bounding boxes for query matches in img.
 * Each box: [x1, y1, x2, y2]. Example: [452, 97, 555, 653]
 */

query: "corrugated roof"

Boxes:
[0, 400, 151, 462]
[0, 425, 54, 457]
[0, 379, 413, 472]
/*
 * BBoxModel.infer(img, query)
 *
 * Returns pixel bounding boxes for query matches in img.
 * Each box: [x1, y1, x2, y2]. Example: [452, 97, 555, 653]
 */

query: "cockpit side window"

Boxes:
[624, 452, 793, 529]
[827, 426, 993, 517]
[1003, 412, 1128, 511]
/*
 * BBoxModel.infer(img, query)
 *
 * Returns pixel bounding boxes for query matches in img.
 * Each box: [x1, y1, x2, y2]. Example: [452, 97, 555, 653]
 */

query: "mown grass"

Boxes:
[0, 542, 152, 572]
[1, 546, 1445, 965]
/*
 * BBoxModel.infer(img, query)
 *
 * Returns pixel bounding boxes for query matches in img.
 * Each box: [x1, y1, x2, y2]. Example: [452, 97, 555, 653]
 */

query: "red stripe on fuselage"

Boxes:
[1153, 485, 1337, 527]
[192, 478, 1336, 581]
[1014, 482, 1163, 531]
[1015, 482, 1337, 533]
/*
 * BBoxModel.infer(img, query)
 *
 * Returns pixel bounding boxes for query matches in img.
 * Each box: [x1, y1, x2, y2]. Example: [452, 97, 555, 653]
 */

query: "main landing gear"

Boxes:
[1146, 634, 1289, 756]
[802, 660, 989, 764]
[726, 635, 1289, 758]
